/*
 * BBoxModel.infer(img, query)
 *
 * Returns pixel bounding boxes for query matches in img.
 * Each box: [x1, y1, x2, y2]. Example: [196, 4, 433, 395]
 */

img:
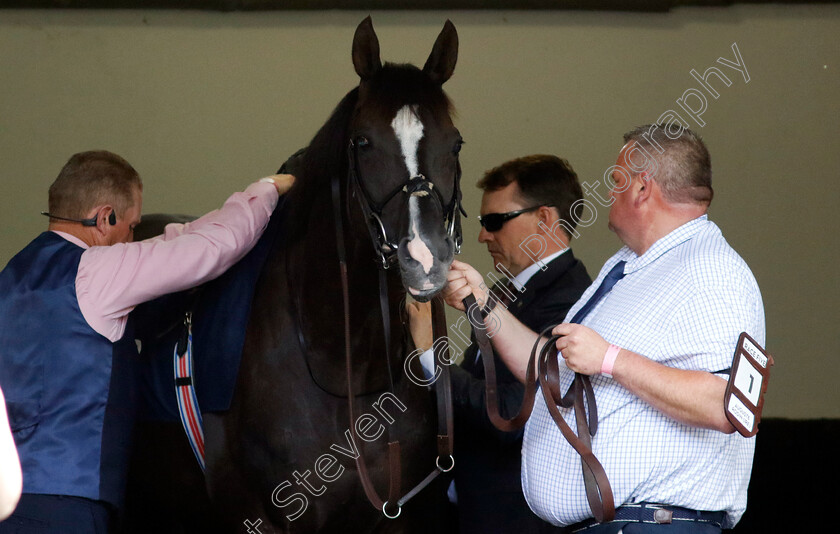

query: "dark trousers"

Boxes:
[573, 522, 721, 534]
[457, 489, 565, 534]
[0, 494, 113, 534]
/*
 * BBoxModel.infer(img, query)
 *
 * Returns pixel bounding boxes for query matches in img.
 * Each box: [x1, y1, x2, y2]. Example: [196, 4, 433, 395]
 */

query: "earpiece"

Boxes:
[41, 210, 117, 226]
[41, 212, 98, 226]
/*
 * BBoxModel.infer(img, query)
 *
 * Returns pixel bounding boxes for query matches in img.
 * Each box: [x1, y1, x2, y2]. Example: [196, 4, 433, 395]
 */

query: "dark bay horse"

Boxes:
[129, 18, 463, 534]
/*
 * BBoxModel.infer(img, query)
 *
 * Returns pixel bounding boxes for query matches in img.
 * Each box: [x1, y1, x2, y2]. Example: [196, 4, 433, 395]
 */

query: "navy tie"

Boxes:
[570, 260, 626, 324]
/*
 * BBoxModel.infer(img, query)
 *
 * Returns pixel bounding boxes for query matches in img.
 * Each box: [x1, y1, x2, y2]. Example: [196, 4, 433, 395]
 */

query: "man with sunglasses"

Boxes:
[443, 125, 765, 533]
[408, 154, 591, 534]
[0, 150, 294, 533]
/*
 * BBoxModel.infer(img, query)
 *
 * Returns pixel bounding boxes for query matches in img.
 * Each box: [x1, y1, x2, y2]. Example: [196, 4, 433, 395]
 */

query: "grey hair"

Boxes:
[622, 123, 713, 206]
[48, 150, 142, 219]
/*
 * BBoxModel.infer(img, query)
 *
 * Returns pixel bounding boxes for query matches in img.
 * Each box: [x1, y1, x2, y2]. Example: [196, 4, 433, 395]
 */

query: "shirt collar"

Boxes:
[51, 230, 90, 250]
[623, 215, 708, 274]
[515, 248, 569, 287]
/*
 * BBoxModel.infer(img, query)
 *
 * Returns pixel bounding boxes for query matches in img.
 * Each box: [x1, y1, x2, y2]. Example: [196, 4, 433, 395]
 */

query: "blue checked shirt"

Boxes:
[521, 215, 765, 529]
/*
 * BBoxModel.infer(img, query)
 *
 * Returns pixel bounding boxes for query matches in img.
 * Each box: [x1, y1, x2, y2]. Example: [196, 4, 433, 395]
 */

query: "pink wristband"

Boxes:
[601, 344, 621, 377]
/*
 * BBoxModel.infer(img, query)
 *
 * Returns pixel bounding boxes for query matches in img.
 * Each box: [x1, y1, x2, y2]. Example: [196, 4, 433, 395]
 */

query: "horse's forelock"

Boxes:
[361, 63, 453, 120]
[303, 65, 452, 183]
[286, 63, 454, 239]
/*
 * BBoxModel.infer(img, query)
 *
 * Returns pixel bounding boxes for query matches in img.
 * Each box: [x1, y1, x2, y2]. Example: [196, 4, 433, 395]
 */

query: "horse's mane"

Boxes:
[277, 87, 358, 240]
[303, 88, 359, 201]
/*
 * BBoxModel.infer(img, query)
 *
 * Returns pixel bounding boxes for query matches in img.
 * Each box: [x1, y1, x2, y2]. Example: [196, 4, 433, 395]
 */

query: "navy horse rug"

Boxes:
[133, 192, 290, 422]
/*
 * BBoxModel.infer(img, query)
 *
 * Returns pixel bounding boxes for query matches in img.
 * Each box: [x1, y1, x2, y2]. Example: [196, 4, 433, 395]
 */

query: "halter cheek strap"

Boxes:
[331, 152, 455, 519]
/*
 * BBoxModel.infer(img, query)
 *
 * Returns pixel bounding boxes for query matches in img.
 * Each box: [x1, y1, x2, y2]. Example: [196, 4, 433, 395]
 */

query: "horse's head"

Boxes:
[348, 17, 462, 302]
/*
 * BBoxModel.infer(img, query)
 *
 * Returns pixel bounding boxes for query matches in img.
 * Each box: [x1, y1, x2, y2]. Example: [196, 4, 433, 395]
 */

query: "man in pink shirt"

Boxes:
[0, 150, 293, 533]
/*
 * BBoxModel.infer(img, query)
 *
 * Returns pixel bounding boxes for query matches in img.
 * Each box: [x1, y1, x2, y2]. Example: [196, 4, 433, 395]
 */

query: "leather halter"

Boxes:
[465, 294, 616, 523]
[330, 141, 457, 518]
[347, 138, 465, 268]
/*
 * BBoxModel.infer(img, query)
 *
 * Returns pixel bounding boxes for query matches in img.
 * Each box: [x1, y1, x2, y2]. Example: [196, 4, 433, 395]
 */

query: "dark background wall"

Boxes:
[0, 6, 837, 418]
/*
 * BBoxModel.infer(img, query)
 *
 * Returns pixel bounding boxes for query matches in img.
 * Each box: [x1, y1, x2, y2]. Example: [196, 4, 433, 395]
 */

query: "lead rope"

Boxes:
[464, 294, 614, 523]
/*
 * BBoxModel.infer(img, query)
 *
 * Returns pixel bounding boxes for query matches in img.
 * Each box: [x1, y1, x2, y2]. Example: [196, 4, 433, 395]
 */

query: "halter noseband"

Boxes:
[347, 138, 465, 269]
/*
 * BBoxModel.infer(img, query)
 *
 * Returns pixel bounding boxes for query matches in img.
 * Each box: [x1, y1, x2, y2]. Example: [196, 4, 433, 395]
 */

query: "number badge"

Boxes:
[724, 332, 774, 437]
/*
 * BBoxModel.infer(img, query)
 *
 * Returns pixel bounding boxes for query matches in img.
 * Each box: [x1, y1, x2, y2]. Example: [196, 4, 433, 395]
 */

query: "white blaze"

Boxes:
[392, 105, 434, 281]
[391, 105, 424, 177]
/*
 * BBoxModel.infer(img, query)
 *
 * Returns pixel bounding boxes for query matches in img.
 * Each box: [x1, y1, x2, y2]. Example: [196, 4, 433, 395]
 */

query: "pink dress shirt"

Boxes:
[53, 181, 278, 342]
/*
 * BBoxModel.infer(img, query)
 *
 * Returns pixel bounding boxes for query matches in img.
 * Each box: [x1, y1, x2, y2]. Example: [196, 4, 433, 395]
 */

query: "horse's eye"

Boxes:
[453, 138, 464, 154]
[357, 136, 370, 148]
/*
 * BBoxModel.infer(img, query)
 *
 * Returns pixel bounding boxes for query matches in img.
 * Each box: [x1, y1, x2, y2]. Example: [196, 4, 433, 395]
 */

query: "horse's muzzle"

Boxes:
[398, 234, 454, 302]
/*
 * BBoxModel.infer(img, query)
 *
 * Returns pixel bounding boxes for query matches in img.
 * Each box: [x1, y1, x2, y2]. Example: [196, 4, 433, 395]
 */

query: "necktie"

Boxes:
[570, 260, 626, 324]
[560, 261, 626, 521]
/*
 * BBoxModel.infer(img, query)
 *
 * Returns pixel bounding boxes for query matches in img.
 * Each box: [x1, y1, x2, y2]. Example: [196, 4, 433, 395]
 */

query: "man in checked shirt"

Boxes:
[443, 124, 765, 534]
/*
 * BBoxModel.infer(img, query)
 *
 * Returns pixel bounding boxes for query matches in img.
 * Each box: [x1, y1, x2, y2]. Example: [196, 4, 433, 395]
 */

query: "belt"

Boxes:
[570, 502, 726, 532]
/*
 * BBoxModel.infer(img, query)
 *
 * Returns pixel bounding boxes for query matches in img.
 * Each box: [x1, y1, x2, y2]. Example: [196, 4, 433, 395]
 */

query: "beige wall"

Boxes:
[1, 6, 837, 418]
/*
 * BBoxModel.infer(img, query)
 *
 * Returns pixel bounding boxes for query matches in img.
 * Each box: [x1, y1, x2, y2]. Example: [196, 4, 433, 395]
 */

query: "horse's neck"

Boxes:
[294, 195, 392, 312]
[285, 192, 405, 393]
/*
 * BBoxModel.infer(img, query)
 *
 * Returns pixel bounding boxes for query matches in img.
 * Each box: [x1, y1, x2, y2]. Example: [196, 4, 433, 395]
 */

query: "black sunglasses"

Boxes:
[478, 205, 549, 232]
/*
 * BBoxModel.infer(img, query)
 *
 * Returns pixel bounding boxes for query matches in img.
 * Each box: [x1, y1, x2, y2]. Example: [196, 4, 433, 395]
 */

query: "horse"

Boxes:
[126, 17, 463, 534]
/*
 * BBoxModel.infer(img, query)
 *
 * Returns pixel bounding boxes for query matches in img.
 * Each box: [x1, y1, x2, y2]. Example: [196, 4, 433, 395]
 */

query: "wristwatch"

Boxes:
[259, 176, 278, 191]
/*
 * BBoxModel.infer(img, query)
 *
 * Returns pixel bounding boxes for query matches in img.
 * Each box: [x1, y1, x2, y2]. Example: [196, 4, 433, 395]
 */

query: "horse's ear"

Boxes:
[423, 20, 458, 85]
[352, 16, 382, 80]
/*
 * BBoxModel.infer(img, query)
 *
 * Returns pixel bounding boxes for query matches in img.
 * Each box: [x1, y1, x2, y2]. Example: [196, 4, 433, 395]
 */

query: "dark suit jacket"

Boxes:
[449, 250, 591, 534]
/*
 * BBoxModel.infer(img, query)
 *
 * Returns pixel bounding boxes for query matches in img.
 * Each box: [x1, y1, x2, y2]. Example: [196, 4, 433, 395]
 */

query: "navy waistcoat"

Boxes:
[0, 232, 139, 508]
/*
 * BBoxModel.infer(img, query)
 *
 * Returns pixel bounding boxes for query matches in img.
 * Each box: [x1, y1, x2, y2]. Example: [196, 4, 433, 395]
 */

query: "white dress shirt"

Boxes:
[522, 216, 765, 529]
